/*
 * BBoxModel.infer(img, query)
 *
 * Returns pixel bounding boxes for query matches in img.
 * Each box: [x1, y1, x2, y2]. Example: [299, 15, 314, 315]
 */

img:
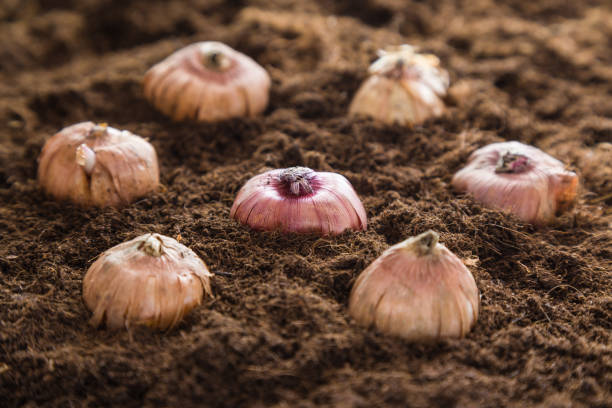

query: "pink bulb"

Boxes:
[349, 230, 479, 342]
[452, 141, 579, 225]
[230, 167, 367, 235]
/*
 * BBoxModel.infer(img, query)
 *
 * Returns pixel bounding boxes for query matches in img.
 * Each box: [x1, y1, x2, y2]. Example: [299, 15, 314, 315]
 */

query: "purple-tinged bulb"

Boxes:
[349, 44, 449, 126]
[349, 230, 479, 342]
[230, 167, 367, 235]
[143, 41, 270, 122]
[452, 141, 579, 225]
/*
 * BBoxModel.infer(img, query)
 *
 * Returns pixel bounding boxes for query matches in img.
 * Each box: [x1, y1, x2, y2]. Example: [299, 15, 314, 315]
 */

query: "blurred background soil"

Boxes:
[0, 0, 611, 407]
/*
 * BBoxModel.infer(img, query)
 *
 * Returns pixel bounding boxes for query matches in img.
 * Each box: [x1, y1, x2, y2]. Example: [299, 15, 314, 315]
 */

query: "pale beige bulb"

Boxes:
[83, 233, 212, 330]
[349, 45, 449, 126]
[38, 122, 159, 207]
[143, 41, 271, 122]
[349, 230, 479, 342]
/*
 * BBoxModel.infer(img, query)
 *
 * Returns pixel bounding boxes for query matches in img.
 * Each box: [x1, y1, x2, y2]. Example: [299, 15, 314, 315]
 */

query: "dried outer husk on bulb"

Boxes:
[83, 233, 212, 330]
[349, 230, 479, 342]
[143, 41, 271, 122]
[349, 44, 449, 126]
[230, 167, 367, 235]
[452, 141, 579, 225]
[38, 122, 159, 208]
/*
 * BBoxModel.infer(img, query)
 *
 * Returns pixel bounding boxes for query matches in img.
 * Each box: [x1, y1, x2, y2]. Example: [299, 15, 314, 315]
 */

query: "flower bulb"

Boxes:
[143, 41, 271, 122]
[349, 230, 479, 342]
[452, 141, 579, 225]
[83, 233, 212, 330]
[38, 122, 159, 207]
[230, 166, 367, 235]
[349, 44, 449, 126]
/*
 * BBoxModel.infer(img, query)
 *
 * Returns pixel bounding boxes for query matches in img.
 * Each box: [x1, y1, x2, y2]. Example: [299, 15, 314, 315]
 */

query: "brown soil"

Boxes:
[1, 0, 611, 407]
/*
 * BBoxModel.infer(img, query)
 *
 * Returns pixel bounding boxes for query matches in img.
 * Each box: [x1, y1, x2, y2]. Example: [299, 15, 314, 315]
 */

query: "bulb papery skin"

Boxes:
[76, 143, 96, 175]
[38, 122, 160, 208]
[143, 41, 271, 122]
[83, 233, 213, 330]
[349, 44, 449, 126]
[452, 141, 579, 225]
[230, 167, 367, 235]
[349, 230, 479, 342]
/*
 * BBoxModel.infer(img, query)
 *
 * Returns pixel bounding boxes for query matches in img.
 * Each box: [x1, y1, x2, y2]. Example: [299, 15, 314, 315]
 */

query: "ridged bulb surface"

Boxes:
[230, 167, 367, 235]
[452, 141, 578, 225]
[38, 122, 159, 208]
[349, 45, 449, 126]
[83, 233, 212, 330]
[349, 230, 479, 342]
[144, 41, 270, 122]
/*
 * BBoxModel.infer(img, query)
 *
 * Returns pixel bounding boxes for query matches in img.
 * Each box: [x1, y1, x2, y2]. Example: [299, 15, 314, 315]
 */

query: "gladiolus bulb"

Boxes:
[349, 44, 449, 126]
[230, 166, 367, 235]
[452, 141, 579, 225]
[38, 122, 160, 208]
[83, 233, 212, 330]
[143, 41, 271, 122]
[349, 230, 479, 342]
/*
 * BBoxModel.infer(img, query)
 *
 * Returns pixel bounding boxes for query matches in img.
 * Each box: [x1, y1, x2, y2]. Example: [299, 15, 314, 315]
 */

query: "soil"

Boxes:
[0, 0, 611, 407]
